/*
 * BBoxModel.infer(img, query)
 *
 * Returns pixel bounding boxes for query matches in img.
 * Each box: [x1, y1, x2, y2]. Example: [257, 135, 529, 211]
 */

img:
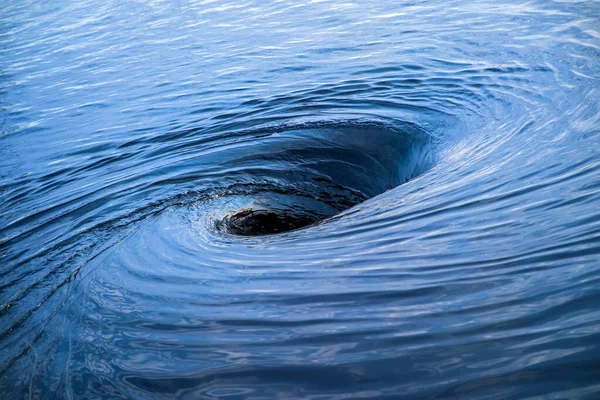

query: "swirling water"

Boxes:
[1, 0, 599, 398]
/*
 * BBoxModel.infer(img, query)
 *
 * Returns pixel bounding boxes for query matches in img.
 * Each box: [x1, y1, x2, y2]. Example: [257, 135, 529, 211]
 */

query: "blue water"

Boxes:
[1, 0, 599, 398]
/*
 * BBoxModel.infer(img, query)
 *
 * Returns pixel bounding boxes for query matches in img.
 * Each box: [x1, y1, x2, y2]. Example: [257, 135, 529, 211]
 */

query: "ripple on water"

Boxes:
[0, 0, 599, 399]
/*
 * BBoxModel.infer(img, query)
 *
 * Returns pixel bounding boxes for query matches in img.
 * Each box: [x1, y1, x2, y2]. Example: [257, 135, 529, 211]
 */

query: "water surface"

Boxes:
[1, 0, 600, 398]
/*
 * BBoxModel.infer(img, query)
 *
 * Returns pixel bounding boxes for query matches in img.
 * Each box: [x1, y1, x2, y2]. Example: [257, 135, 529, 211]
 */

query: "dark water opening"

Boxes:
[215, 120, 435, 236]
[220, 208, 319, 235]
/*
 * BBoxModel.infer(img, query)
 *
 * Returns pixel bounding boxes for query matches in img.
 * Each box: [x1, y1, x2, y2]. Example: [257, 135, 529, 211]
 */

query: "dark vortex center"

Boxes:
[222, 208, 319, 236]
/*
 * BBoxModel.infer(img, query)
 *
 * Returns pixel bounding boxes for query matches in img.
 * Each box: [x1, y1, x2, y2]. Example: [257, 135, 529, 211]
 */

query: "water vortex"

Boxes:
[1, 1, 599, 398]
[212, 120, 435, 236]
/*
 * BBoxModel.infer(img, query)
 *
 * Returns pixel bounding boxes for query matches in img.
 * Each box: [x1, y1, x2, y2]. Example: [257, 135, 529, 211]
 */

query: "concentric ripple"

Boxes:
[1, 0, 599, 399]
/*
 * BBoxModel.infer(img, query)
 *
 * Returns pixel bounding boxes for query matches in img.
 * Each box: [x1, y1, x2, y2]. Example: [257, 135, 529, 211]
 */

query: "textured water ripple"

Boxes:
[1, 0, 599, 398]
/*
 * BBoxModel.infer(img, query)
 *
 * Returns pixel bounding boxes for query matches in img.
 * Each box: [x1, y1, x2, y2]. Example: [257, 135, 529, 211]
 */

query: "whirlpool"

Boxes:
[1, 0, 599, 398]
